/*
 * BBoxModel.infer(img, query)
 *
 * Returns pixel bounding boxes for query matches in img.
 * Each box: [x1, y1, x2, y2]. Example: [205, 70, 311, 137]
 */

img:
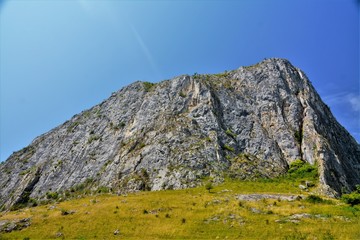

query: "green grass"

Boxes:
[1, 177, 359, 239]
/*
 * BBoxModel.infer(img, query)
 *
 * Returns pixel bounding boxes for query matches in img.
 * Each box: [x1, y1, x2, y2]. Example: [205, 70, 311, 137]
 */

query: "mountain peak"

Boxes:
[1, 59, 359, 211]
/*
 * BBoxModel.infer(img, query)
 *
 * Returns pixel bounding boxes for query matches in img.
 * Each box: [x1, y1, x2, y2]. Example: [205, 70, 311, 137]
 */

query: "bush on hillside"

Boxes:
[288, 159, 318, 180]
[205, 182, 213, 193]
[305, 195, 325, 204]
[342, 185, 360, 206]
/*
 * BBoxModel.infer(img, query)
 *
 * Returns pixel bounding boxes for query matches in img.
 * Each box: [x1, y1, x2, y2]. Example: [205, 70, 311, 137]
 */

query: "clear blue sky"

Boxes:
[0, 0, 359, 162]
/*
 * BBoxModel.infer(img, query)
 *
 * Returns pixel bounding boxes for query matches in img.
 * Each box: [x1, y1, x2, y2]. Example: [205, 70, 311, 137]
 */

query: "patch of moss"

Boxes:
[225, 129, 237, 139]
[223, 144, 235, 152]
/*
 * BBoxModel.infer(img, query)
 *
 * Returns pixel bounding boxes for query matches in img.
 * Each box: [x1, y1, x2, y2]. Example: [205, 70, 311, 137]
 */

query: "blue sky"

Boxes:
[0, 0, 359, 162]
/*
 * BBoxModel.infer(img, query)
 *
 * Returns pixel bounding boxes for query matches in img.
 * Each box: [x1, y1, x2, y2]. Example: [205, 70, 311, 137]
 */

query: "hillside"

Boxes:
[0, 169, 359, 239]
[1, 58, 360, 212]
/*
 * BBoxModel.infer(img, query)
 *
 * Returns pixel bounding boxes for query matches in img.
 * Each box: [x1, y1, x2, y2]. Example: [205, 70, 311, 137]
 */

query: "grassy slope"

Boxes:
[0, 177, 359, 240]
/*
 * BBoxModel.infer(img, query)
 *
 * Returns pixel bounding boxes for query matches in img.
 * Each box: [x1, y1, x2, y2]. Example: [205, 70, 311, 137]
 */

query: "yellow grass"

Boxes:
[0, 179, 359, 239]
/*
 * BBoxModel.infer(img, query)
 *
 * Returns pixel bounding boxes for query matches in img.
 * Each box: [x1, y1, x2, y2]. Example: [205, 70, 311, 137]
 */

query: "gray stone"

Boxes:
[235, 194, 302, 201]
[250, 207, 262, 214]
[0, 218, 31, 233]
[1, 58, 359, 210]
[289, 213, 312, 219]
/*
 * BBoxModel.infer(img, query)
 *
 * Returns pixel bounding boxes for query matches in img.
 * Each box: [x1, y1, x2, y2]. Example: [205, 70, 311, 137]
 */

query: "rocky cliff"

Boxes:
[1, 58, 359, 210]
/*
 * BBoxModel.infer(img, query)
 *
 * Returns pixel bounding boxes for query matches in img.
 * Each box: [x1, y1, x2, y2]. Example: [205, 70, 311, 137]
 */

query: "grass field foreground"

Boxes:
[0, 175, 360, 239]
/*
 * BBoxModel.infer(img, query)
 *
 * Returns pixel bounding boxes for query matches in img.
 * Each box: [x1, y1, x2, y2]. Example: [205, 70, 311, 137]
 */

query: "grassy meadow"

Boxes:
[0, 177, 360, 239]
[1, 161, 360, 239]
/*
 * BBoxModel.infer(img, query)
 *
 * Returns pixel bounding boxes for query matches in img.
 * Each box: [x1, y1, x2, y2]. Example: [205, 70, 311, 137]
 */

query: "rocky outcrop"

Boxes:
[1, 58, 359, 210]
[0, 218, 31, 233]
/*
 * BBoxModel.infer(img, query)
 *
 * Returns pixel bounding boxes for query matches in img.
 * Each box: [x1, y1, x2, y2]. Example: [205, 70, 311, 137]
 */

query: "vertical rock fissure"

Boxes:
[298, 103, 306, 161]
[12, 167, 42, 208]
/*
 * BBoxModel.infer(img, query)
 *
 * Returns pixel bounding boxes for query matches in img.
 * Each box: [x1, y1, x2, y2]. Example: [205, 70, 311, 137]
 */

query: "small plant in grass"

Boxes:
[305, 195, 325, 204]
[282, 230, 308, 240]
[266, 210, 274, 215]
[61, 209, 69, 215]
[205, 182, 213, 193]
[97, 186, 109, 194]
[322, 231, 335, 240]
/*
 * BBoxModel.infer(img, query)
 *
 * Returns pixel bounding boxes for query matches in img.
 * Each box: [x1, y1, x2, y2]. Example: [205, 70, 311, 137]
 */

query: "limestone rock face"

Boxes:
[1, 58, 359, 210]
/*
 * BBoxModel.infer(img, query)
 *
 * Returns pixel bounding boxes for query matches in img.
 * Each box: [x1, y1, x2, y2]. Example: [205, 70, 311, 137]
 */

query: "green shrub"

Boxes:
[214, 71, 230, 78]
[305, 195, 324, 204]
[288, 159, 318, 180]
[143, 82, 155, 92]
[67, 121, 80, 133]
[87, 135, 100, 144]
[288, 159, 305, 172]
[85, 178, 95, 185]
[341, 192, 360, 206]
[97, 186, 110, 194]
[73, 183, 85, 192]
[10, 203, 27, 211]
[205, 182, 213, 193]
[282, 231, 307, 240]
[28, 198, 38, 207]
[192, 72, 200, 79]
[46, 191, 59, 200]
[61, 209, 71, 215]
[322, 231, 335, 240]
[294, 130, 302, 144]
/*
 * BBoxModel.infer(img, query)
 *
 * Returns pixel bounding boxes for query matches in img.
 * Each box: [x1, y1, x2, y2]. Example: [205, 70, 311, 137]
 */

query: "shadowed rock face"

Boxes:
[1, 58, 359, 210]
